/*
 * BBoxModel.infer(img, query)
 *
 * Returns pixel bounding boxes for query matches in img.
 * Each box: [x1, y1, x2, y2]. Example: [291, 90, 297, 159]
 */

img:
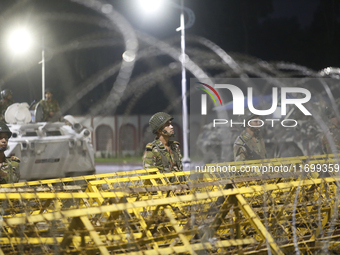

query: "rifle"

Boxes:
[237, 136, 263, 160]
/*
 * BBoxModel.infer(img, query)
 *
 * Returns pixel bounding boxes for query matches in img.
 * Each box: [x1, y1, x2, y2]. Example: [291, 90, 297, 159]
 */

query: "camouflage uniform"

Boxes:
[39, 99, 61, 122]
[0, 99, 14, 122]
[0, 156, 20, 184]
[143, 138, 184, 183]
[234, 130, 266, 161]
[321, 125, 340, 154]
[143, 138, 182, 172]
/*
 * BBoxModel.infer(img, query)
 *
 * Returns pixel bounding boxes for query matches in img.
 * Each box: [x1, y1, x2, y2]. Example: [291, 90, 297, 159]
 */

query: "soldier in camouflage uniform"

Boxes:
[0, 122, 20, 184]
[321, 106, 340, 154]
[234, 114, 267, 161]
[39, 89, 61, 122]
[0, 89, 14, 122]
[143, 112, 184, 182]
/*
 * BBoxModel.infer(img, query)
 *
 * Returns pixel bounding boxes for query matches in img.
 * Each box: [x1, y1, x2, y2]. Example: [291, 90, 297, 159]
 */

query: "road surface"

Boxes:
[95, 163, 143, 174]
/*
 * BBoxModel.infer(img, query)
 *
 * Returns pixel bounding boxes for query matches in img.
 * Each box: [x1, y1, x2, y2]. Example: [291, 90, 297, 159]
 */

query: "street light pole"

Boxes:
[139, 0, 195, 168]
[7, 29, 46, 100]
[41, 36, 45, 100]
[177, 0, 190, 167]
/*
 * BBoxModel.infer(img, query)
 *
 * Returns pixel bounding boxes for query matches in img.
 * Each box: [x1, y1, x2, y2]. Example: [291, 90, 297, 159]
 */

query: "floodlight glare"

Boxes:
[122, 50, 136, 62]
[7, 28, 32, 54]
[139, 0, 163, 13]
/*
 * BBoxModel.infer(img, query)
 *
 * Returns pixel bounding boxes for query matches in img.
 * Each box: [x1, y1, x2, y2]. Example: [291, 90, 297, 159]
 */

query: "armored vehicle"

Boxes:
[4, 103, 95, 180]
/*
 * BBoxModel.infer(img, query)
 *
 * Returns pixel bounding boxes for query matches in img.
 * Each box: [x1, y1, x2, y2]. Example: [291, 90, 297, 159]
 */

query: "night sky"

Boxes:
[0, 0, 339, 115]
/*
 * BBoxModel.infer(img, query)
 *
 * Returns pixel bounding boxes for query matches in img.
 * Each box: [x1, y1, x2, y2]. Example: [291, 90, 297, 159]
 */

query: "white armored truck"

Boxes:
[4, 103, 95, 181]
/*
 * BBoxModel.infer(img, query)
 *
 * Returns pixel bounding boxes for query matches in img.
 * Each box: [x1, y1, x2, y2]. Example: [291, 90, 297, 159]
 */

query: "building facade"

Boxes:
[74, 115, 184, 158]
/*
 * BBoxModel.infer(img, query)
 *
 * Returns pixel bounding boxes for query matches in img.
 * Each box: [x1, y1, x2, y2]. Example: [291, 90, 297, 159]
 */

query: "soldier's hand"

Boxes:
[49, 112, 55, 117]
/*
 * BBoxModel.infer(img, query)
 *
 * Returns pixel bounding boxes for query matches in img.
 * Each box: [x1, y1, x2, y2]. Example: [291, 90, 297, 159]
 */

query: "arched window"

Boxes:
[95, 124, 113, 151]
[141, 124, 154, 150]
[119, 124, 136, 151]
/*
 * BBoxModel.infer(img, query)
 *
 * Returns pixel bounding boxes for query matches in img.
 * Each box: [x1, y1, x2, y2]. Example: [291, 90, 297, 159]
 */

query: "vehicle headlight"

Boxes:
[81, 129, 90, 137]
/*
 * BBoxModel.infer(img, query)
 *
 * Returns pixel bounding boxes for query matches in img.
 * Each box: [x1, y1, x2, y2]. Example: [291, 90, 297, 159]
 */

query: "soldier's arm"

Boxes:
[54, 100, 61, 115]
[0, 157, 20, 184]
[39, 101, 49, 121]
[142, 150, 156, 169]
[172, 141, 183, 163]
[176, 144, 182, 159]
[0, 168, 7, 184]
[234, 143, 247, 162]
[10, 156, 20, 182]
[142, 145, 163, 171]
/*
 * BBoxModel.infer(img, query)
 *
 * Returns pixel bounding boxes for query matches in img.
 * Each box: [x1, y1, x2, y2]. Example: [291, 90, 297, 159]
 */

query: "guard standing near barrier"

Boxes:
[321, 106, 340, 154]
[0, 122, 20, 184]
[39, 89, 61, 122]
[234, 113, 267, 161]
[143, 112, 184, 181]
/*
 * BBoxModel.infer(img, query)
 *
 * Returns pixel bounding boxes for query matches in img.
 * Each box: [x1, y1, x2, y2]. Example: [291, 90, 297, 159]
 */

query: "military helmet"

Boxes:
[0, 122, 12, 138]
[243, 109, 261, 125]
[45, 88, 54, 94]
[1, 89, 12, 99]
[149, 112, 173, 134]
[245, 113, 260, 124]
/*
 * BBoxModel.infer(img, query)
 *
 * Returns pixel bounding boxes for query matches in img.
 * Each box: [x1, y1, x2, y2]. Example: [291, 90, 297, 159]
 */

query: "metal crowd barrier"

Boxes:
[0, 154, 340, 254]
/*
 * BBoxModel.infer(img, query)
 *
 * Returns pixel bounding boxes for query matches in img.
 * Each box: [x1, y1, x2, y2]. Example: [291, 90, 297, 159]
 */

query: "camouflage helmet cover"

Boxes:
[0, 122, 12, 138]
[149, 112, 174, 134]
[1, 89, 12, 99]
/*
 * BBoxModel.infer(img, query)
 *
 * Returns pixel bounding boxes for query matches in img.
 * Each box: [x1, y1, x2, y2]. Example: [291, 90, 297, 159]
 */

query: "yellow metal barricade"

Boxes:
[1, 154, 340, 254]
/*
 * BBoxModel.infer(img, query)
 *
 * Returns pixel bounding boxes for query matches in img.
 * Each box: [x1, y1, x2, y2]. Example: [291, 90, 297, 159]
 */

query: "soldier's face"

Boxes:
[45, 92, 53, 100]
[248, 118, 262, 129]
[160, 121, 174, 137]
[0, 133, 9, 151]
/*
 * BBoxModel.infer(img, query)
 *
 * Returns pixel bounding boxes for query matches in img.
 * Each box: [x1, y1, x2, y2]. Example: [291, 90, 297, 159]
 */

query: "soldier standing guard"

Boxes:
[39, 89, 61, 122]
[321, 106, 340, 154]
[0, 122, 20, 184]
[0, 89, 14, 122]
[234, 114, 267, 161]
[143, 112, 184, 182]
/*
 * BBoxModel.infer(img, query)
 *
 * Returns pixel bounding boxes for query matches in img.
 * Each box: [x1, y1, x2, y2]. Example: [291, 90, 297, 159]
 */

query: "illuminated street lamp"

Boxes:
[7, 28, 33, 54]
[7, 28, 46, 100]
[139, 0, 163, 13]
[139, 0, 195, 168]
